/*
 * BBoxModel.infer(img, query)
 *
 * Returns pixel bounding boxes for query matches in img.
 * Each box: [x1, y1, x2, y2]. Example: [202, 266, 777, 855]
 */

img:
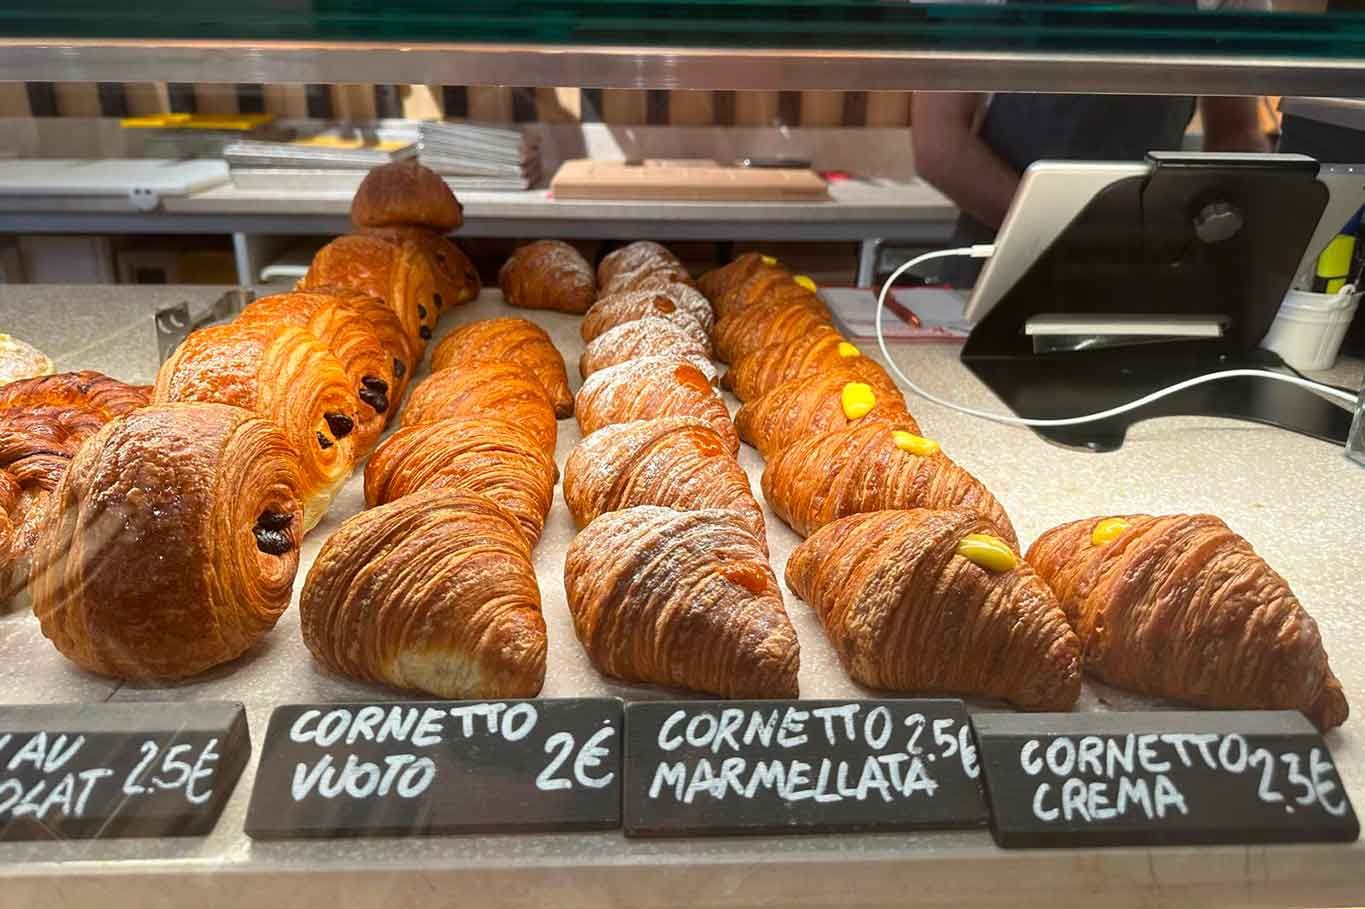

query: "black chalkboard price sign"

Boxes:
[244, 698, 623, 839]
[623, 699, 988, 837]
[975, 710, 1360, 848]
[0, 701, 250, 841]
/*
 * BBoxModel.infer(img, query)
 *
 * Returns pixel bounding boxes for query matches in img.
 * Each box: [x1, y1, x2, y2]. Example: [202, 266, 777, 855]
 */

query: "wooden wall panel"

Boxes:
[799, 91, 844, 127]
[193, 84, 240, 116]
[602, 89, 648, 124]
[123, 83, 171, 116]
[734, 91, 781, 126]
[866, 91, 911, 127]
[0, 84, 31, 117]
[263, 84, 309, 119]
[53, 83, 101, 117]
[468, 86, 514, 122]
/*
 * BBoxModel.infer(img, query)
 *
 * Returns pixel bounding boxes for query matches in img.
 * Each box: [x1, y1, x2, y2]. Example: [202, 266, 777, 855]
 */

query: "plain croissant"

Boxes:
[401, 361, 558, 461]
[563, 506, 798, 698]
[499, 240, 596, 315]
[787, 509, 1081, 710]
[735, 365, 915, 458]
[1026, 513, 1349, 730]
[430, 317, 574, 418]
[578, 317, 717, 383]
[575, 355, 738, 455]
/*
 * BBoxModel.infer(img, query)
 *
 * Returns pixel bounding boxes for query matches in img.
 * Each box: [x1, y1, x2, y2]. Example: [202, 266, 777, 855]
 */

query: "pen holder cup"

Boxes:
[1263, 289, 1360, 372]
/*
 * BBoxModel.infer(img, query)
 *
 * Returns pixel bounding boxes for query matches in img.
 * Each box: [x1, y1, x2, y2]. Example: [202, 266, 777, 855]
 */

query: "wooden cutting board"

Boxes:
[551, 159, 829, 202]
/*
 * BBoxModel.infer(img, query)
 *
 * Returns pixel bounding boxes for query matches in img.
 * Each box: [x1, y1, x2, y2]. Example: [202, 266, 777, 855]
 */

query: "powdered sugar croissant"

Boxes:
[575, 355, 737, 455]
[735, 365, 915, 458]
[431, 317, 573, 418]
[788, 509, 1081, 710]
[597, 241, 690, 295]
[1026, 513, 1349, 730]
[713, 294, 832, 363]
[580, 285, 714, 346]
[722, 328, 892, 402]
[579, 317, 717, 383]
[401, 362, 557, 461]
[563, 506, 798, 698]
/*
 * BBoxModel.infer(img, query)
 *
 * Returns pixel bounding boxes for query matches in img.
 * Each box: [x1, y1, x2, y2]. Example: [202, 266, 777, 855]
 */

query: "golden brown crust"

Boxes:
[580, 285, 714, 346]
[31, 403, 303, 680]
[300, 489, 545, 699]
[401, 362, 558, 461]
[302, 234, 439, 350]
[563, 417, 765, 546]
[364, 417, 557, 548]
[735, 366, 914, 458]
[364, 225, 481, 309]
[712, 295, 832, 364]
[1026, 513, 1349, 730]
[154, 322, 361, 530]
[430, 317, 574, 418]
[722, 329, 892, 402]
[596, 241, 689, 295]
[575, 355, 738, 456]
[288, 285, 417, 405]
[698, 252, 779, 307]
[498, 240, 596, 314]
[578, 318, 717, 383]
[703, 258, 798, 321]
[761, 423, 1016, 547]
[563, 506, 798, 698]
[787, 509, 1081, 709]
[350, 160, 464, 232]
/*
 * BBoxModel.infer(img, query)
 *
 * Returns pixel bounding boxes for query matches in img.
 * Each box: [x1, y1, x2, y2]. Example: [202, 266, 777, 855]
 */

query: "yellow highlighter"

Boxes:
[1313, 234, 1356, 294]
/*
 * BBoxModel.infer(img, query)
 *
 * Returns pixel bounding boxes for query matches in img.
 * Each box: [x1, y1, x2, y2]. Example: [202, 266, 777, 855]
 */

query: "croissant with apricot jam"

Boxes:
[575, 355, 738, 455]
[578, 317, 716, 383]
[580, 285, 714, 347]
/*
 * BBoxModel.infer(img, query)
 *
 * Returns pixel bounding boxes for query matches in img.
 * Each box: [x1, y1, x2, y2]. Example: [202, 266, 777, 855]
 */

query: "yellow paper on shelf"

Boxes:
[120, 113, 275, 131]
[292, 136, 408, 151]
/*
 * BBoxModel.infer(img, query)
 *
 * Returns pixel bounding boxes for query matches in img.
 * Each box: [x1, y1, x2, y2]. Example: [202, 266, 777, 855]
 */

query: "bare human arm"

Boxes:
[1199, 96, 1273, 152]
[911, 92, 1022, 231]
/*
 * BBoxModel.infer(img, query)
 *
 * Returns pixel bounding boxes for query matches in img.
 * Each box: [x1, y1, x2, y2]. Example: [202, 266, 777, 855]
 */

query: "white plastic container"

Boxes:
[1262, 287, 1360, 371]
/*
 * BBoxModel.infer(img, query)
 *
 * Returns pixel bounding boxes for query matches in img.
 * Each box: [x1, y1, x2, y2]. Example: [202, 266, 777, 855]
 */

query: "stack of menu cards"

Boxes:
[416, 122, 541, 191]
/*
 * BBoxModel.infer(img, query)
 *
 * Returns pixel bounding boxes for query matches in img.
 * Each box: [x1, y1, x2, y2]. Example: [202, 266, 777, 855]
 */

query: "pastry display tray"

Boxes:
[0, 284, 1362, 908]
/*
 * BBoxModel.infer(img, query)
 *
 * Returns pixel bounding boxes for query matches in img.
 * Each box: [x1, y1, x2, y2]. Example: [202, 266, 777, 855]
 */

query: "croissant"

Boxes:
[289, 285, 417, 405]
[154, 322, 362, 530]
[365, 225, 481, 310]
[762, 423, 1016, 547]
[713, 295, 832, 364]
[0, 334, 53, 385]
[364, 417, 556, 548]
[31, 402, 303, 681]
[563, 506, 798, 698]
[350, 159, 464, 232]
[580, 285, 714, 347]
[563, 417, 765, 545]
[300, 489, 545, 699]
[579, 318, 717, 384]
[697, 252, 785, 308]
[735, 366, 915, 458]
[302, 234, 439, 347]
[1026, 513, 1349, 730]
[401, 362, 557, 461]
[597, 241, 688, 292]
[430, 317, 573, 418]
[575, 356, 738, 456]
[787, 509, 1081, 710]
[723, 328, 893, 402]
[238, 291, 398, 447]
[498, 240, 596, 314]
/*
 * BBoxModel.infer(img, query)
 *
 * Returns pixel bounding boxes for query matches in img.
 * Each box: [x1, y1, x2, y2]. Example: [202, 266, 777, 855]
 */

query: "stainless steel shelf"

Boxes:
[5, 39, 1365, 96]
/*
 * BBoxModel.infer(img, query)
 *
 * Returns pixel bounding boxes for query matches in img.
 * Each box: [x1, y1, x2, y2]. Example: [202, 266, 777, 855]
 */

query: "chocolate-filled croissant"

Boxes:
[31, 403, 303, 681]
[575, 355, 737, 455]
[735, 366, 914, 458]
[291, 285, 417, 406]
[430, 317, 573, 418]
[499, 240, 596, 314]
[154, 322, 362, 530]
[1026, 513, 1349, 730]
[563, 417, 765, 545]
[787, 509, 1081, 710]
[351, 159, 464, 232]
[238, 291, 397, 449]
[580, 285, 714, 346]
[579, 318, 717, 383]
[597, 241, 689, 294]
[698, 252, 788, 314]
[364, 417, 556, 548]
[301, 489, 546, 699]
[564, 506, 798, 698]
[762, 423, 1016, 547]
[401, 362, 557, 460]
[365, 226, 481, 311]
[302, 234, 439, 348]
[723, 328, 892, 402]
[713, 295, 832, 364]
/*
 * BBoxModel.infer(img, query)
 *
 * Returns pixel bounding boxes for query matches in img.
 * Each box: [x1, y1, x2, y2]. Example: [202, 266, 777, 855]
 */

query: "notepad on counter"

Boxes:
[819, 286, 971, 341]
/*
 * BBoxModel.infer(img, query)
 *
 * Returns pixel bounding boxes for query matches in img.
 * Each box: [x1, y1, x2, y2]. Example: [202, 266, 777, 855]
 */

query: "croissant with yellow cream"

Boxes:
[564, 506, 798, 698]
[713, 294, 832, 364]
[580, 285, 714, 347]
[499, 240, 596, 314]
[364, 417, 556, 548]
[787, 509, 1081, 709]
[563, 417, 765, 544]
[1026, 513, 1349, 730]
[575, 355, 737, 455]
[697, 252, 787, 312]
[723, 328, 892, 402]
[735, 366, 914, 458]
[154, 323, 362, 530]
[402, 362, 557, 460]
[762, 423, 1016, 546]
[301, 489, 546, 699]
[579, 318, 717, 383]
[31, 403, 303, 680]
[302, 234, 439, 348]
[431, 317, 573, 418]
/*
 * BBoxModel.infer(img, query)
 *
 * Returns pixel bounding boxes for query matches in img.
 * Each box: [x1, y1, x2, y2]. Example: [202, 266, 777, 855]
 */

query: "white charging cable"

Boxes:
[874, 246, 1358, 427]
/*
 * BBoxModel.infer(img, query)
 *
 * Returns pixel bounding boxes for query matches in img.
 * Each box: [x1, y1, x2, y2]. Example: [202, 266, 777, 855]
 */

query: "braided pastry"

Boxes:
[1026, 513, 1349, 730]
[365, 225, 480, 310]
[302, 234, 439, 348]
[713, 294, 832, 364]
[762, 423, 1016, 547]
[290, 285, 417, 405]
[580, 285, 714, 347]
[563, 417, 765, 545]
[431, 317, 573, 418]
[301, 489, 545, 699]
[575, 356, 737, 455]
[499, 240, 596, 314]
[350, 159, 464, 232]
[723, 329, 893, 402]
[563, 506, 798, 698]
[787, 509, 1081, 710]
[735, 366, 914, 458]
[364, 417, 556, 548]
[31, 403, 303, 680]
[579, 317, 717, 383]
[154, 323, 362, 530]
[401, 362, 557, 460]
[597, 241, 689, 294]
